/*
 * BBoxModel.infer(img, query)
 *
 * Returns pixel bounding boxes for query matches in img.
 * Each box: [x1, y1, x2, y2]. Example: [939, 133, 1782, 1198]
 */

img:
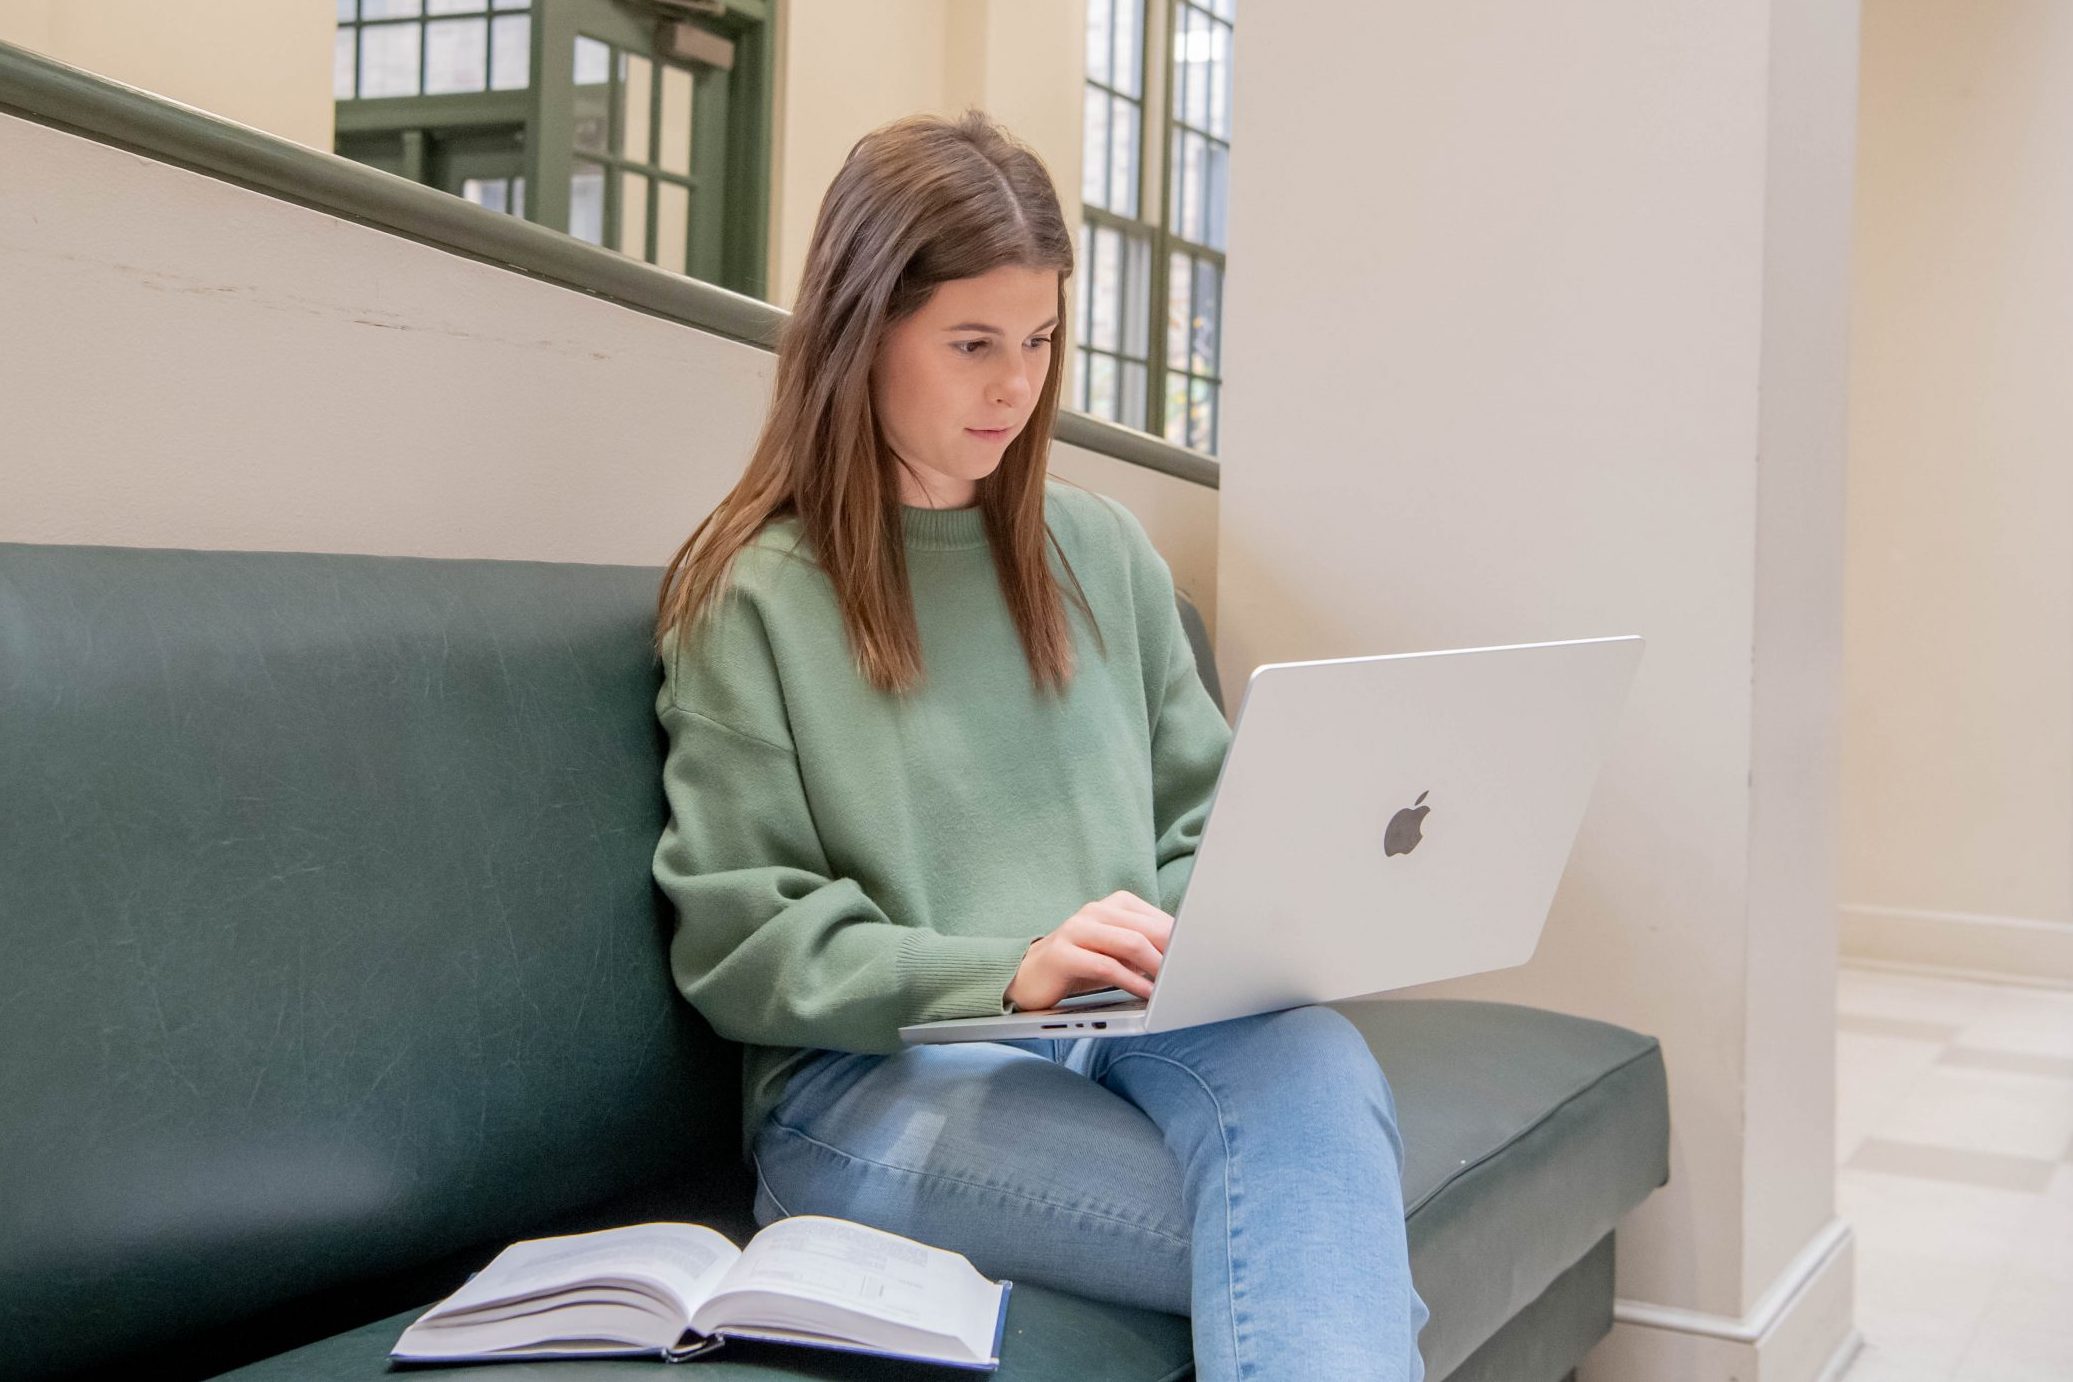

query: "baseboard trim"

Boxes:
[1840, 903, 2073, 990]
[1585, 1220, 1855, 1381]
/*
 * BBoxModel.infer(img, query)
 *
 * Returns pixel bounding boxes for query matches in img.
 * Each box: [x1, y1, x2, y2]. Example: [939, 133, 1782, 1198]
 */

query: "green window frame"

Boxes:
[334, 0, 773, 301]
[1078, 0, 1234, 456]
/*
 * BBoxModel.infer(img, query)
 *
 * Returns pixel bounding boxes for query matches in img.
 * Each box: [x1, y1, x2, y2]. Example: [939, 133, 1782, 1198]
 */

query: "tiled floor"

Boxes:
[1834, 965, 2073, 1381]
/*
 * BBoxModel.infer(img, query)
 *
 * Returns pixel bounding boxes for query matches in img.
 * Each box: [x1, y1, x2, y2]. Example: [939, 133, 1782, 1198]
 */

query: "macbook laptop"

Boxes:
[897, 634, 1645, 1044]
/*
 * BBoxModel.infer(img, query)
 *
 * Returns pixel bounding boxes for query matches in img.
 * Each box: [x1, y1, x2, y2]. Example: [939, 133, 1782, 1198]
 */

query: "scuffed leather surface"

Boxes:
[1, 542, 1668, 1382]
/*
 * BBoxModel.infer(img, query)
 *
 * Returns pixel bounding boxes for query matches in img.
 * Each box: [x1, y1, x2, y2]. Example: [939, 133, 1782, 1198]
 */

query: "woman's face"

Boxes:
[870, 264, 1059, 509]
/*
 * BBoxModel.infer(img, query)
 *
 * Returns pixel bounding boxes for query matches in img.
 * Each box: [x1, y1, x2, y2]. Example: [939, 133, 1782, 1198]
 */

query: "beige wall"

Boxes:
[766, 0, 1085, 319]
[1840, 0, 2073, 984]
[1209, 2, 1858, 1378]
[0, 0, 335, 150]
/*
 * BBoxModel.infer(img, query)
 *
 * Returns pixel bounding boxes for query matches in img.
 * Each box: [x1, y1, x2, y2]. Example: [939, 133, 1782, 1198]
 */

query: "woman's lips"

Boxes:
[966, 426, 1012, 443]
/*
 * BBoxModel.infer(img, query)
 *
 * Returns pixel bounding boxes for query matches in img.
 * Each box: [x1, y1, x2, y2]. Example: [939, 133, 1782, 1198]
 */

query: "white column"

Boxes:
[1213, 3, 1860, 1377]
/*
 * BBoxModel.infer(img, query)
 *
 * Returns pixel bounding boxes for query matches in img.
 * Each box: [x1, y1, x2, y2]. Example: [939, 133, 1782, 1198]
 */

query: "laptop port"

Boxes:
[1093, 1021, 1107, 1029]
[1041, 1023, 1066, 1029]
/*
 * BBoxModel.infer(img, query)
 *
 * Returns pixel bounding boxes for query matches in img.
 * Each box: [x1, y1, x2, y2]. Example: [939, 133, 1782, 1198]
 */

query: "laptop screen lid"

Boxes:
[1139, 634, 1644, 1034]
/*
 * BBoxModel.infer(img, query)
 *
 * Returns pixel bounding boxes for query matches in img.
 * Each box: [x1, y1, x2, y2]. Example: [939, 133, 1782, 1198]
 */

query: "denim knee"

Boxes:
[1244, 1005, 1400, 1120]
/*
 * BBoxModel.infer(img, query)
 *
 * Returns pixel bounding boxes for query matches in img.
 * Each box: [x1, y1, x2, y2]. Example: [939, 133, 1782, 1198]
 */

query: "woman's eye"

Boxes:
[955, 337, 1052, 356]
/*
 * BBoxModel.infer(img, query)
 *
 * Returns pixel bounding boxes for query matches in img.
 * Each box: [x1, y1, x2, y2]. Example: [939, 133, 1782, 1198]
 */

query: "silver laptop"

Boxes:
[898, 634, 1645, 1045]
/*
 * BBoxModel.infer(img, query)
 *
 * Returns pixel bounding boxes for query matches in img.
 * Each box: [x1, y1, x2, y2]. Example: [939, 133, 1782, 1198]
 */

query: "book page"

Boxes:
[691, 1216, 998, 1353]
[425, 1222, 742, 1323]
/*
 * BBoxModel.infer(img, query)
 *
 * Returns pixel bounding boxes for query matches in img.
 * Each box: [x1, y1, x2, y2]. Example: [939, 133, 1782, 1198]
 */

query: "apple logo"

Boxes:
[1384, 790, 1432, 857]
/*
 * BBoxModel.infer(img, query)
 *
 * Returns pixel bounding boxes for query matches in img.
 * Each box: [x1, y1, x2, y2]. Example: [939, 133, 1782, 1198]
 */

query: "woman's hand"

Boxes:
[1002, 890, 1174, 1012]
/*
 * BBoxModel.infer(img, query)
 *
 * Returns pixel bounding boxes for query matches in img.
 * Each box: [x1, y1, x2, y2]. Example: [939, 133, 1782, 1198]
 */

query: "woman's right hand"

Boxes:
[1002, 890, 1174, 1012]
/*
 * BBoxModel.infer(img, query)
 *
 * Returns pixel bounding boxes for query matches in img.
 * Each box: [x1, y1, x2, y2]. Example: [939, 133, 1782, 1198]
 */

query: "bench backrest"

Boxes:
[0, 539, 1219, 1377]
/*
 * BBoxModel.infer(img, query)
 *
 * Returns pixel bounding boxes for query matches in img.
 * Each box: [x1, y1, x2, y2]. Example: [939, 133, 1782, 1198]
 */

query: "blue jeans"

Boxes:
[748, 1003, 1430, 1381]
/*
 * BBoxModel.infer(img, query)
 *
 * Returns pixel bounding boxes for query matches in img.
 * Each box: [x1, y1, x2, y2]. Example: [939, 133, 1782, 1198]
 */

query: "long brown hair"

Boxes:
[652, 108, 1105, 698]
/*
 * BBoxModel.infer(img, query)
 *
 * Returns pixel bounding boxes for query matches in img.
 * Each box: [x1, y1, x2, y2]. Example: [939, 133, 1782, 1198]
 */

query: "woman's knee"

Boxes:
[1223, 1005, 1400, 1116]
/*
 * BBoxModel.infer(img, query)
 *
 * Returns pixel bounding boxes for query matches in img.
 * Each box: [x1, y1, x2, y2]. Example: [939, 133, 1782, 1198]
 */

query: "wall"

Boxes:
[0, 0, 334, 149]
[1840, 0, 2073, 985]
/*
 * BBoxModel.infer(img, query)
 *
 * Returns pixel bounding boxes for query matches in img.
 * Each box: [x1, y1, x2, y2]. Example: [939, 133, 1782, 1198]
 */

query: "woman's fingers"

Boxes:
[1080, 920, 1163, 979]
[1094, 895, 1175, 952]
[1086, 951, 1154, 998]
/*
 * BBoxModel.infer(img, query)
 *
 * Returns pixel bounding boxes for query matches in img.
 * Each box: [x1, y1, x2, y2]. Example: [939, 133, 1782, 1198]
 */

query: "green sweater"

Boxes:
[651, 479, 1233, 1165]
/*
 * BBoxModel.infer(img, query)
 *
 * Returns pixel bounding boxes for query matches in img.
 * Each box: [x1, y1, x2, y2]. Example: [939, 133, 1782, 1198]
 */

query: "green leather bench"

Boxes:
[0, 541, 1669, 1381]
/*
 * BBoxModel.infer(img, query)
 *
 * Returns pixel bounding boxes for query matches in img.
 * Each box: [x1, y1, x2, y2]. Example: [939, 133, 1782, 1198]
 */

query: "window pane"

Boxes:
[333, 29, 357, 98]
[657, 64, 693, 176]
[1106, 93, 1138, 218]
[1121, 230, 1150, 355]
[1209, 20, 1232, 140]
[573, 34, 610, 85]
[1172, 128, 1206, 244]
[654, 181, 689, 273]
[1186, 8, 1211, 128]
[360, 0, 420, 17]
[511, 174, 525, 217]
[1167, 249, 1192, 367]
[1080, 86, 1109, 210]
[570, 160, 606, 245]
[428, 0, 484, 12]
[424, 17, 487, 94]
[1193, 257, 1222, 373]
[1085, 0, 1111, 88]
[620, 53, 653, 163]
[357, 24, 421, 97]
[1091, 224, 1121, 353]
[462, 176, 508, 213]
[1189, 376, 1215, 450]
[1122, 360, 1148, 427]
[1070, 347, 1086, 412]
[1115, 0, 1142, 98]
[336, 0, 357, 21]
[1168, 125, 1184, 237]
[1204, 140, 1228, 251]
[489, 14, 528, 89]
[1090, 353, 1118, 420]
[1164, 371, 1189, 444]
[572, 40, 609, 154]
[619, 173, 651, 258]
[493, 0, 529, 8]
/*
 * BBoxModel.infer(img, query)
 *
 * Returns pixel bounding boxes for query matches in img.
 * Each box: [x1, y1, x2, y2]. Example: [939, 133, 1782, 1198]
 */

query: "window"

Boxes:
[333, 0, 773, 301]
[1077, 0, 1235, 456]
[335, 0, 532, 101]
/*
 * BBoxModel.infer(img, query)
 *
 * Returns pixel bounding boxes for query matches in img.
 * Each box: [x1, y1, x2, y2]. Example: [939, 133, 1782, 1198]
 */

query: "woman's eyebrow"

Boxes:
[941, 316, 1061, 335]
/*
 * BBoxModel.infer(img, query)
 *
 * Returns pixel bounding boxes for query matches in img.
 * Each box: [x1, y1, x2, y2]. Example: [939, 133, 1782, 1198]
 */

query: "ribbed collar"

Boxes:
[900, 502, 989, 551]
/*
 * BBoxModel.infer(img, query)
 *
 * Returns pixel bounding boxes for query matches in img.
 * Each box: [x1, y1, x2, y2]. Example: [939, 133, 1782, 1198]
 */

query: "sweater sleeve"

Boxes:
[1108, 502, 1235, 917]
[652, 589, 1039, 1050]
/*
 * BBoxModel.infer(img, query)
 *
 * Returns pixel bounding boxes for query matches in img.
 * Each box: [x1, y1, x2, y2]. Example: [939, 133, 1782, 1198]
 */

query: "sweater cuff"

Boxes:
[896, 930, 1045, 1022]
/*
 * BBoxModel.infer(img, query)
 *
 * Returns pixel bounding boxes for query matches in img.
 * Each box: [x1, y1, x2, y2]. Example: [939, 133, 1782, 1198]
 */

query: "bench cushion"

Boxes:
[214, 998, 1664, 1382]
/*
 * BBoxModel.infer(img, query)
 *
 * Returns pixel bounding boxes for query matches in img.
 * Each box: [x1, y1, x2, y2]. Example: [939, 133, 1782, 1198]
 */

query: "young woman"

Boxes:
[649, 108, 1429, 1381]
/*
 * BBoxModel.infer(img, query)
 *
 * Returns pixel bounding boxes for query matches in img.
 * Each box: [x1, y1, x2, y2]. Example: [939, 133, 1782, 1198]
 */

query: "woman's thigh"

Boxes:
[750, 1041, 1193, 1317]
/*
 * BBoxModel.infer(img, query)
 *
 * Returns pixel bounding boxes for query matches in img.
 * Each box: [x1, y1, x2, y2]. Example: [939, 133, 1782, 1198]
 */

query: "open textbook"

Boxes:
[388, 1216, 1013, 1370]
